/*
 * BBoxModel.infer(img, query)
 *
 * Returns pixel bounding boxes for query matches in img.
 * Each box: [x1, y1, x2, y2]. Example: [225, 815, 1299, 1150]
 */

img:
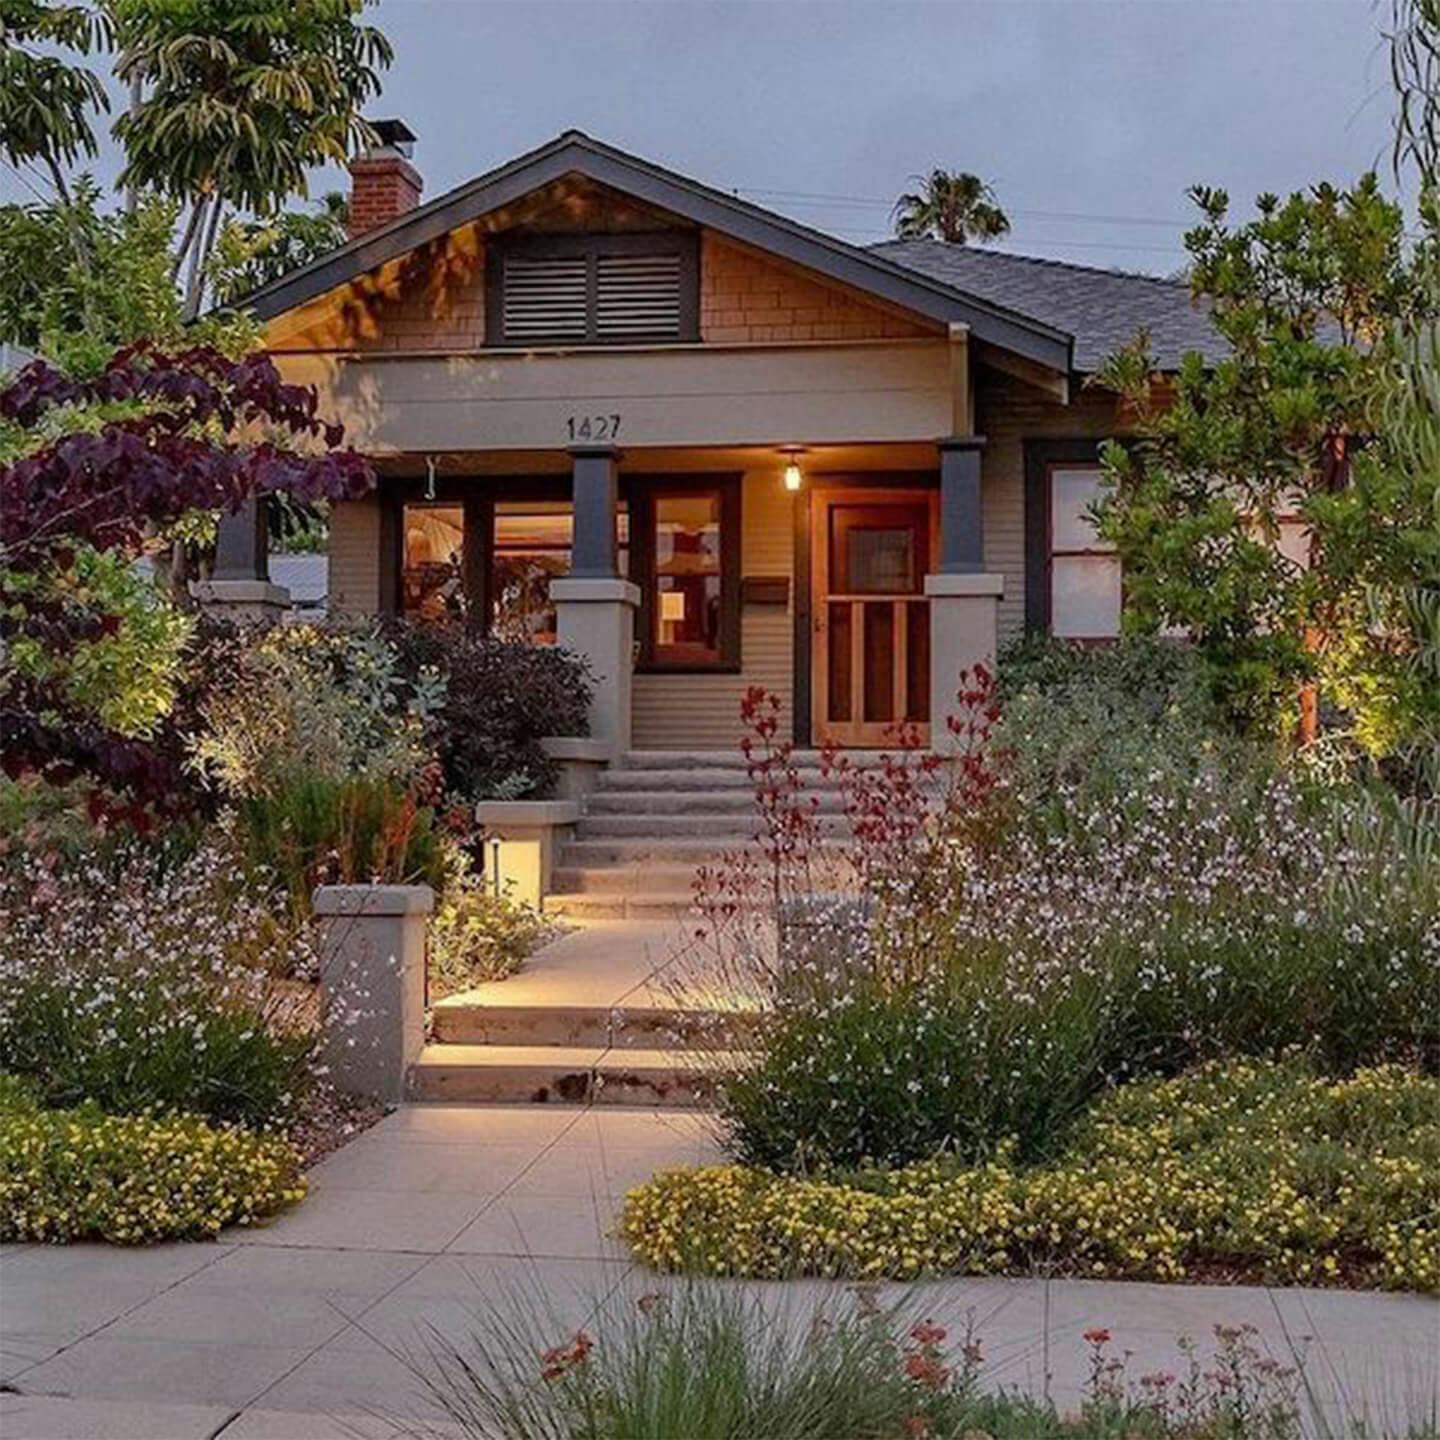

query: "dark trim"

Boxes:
[378, 491, 400, 616]
[938, 435, 987, 575]
[237, 130, 1072, 372]
[792, 488, 812, 748]
[463, 495, 493, 632]
[631, 473, 742, 674]
[485, 230, 700, 347]
[1022, 438, 1104, 633]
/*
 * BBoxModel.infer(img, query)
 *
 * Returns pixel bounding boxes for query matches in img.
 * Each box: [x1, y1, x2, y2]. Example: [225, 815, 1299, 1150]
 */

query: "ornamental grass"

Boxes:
[621, 1059, 1440, 1292]
[0, 1078, 305, 1244]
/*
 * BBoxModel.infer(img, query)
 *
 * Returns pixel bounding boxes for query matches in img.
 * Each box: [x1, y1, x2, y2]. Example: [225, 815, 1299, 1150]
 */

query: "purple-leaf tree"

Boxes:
[0, 343, 374, 826]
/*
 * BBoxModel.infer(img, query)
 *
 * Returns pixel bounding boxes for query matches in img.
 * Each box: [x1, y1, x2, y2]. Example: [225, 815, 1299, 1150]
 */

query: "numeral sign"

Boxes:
[566, 414, 622, 443]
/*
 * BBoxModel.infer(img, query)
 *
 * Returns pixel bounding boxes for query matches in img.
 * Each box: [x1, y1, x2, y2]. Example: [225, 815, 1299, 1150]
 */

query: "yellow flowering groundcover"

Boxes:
[0, 1080, 306, 1244]
[622, 1060, 1439, 1292]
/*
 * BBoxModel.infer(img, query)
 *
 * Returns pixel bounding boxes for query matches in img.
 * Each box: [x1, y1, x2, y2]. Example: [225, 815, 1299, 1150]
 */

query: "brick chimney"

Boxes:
[348, 119, 422, 238]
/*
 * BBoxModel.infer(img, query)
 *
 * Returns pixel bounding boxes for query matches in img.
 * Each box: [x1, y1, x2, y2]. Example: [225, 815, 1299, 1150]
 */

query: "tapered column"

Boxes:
[191, 495, 291, 624]
[552, 446, 637, 760]
[928, 435, 1002, 749]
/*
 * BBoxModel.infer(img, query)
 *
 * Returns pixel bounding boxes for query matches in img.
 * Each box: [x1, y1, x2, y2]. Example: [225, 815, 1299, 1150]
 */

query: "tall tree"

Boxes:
[892, 170, 1010, 246]
[111, 0, 391, 315]
[1094, 176, 1439, 752]
[209, 190, 349, 304]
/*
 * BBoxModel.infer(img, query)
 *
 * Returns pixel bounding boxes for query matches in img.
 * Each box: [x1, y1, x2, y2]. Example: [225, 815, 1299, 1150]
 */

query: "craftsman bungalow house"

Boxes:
[231, 125, 1223, 758]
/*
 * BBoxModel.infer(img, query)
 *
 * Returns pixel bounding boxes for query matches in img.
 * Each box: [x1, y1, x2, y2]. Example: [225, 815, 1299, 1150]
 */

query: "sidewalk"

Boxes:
[3, 1101, 1436, 1439]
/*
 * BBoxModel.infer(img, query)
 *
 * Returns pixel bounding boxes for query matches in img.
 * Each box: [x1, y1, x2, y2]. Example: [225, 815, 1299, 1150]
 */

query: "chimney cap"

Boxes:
[367, 118, 417, 158]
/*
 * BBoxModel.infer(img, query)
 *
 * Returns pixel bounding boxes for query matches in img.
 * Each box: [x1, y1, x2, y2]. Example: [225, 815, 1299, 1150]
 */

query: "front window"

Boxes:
[1049, 466, 1121, 640]
[401, 503, 466, 623]
[654, 492, 723, 664]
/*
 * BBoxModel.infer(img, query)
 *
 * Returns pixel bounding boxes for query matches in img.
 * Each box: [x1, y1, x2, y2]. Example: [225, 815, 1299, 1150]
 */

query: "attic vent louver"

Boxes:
[490, 233, 698, 347]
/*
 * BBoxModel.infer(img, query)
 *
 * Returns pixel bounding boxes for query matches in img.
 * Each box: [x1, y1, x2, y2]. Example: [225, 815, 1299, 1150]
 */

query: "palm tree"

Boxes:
[892, 170, 1011, 245]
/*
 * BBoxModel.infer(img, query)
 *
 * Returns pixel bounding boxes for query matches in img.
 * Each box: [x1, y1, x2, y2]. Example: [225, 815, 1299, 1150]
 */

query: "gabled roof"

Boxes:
[873, 239, 1224, 373]
[241, 129, 1073, 374]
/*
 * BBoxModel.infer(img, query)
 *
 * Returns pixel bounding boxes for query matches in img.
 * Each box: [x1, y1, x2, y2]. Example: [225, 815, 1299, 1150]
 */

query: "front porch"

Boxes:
[222, 437, 1005, 756]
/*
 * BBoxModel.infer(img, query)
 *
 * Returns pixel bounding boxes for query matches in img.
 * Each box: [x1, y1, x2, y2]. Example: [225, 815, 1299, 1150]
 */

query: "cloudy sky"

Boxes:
[2, 0, 1407, 276]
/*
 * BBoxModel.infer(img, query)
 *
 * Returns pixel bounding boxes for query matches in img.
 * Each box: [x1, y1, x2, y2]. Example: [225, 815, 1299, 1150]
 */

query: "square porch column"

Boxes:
[927, 436, 1003, 749]
[190, 495, 291, 624]
[551, 445, 639, 761]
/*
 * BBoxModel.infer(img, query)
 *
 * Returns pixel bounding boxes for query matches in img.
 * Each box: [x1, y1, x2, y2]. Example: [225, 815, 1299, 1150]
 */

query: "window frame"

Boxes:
[484, 231, 700, 348]
[1023, 438, 1124, 640]
[631, 475, 742, 674]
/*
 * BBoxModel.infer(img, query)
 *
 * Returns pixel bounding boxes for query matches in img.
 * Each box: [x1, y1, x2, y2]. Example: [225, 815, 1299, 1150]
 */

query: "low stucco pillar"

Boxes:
[552, 577, 640, 761]
[474, 799, 580, 911]
[313, 884, 433, 1104]
[925, 572, 1003, 751]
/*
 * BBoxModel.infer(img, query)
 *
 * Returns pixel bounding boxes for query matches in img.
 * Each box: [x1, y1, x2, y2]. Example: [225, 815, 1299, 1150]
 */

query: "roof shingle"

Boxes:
[871, 238, 1225, 373]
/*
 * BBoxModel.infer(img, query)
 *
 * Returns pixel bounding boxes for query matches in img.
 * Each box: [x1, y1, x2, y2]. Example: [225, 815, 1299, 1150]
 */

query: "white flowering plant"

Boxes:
[680, 668, 1440, 1173]
[0, 839, 318, 1129]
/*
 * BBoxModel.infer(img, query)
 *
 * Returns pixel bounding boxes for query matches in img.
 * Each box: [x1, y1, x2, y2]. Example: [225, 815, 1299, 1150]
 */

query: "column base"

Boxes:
[552, 577, 640, 762]
[925, 572, 1004, 751]
[190, 578, 291, 626]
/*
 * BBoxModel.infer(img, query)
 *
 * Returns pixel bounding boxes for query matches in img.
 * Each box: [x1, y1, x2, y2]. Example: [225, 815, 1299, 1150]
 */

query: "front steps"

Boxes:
[409, 750, 857, 1104]
[544, 748, 853, 920]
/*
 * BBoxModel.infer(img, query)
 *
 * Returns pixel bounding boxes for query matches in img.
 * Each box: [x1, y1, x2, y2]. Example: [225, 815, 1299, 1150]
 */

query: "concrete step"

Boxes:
[408, 1043, 740, 1106]
[575, 812, 851, 840]
[430, 1000, 756, 1049]
[596, 767, 846, 793]
[620, 749, 914, 770]
[550, 863, 701, 895]
[558, 835, 848, 867]
[543, 892, 698, 921]
[585, 788, 849, 816]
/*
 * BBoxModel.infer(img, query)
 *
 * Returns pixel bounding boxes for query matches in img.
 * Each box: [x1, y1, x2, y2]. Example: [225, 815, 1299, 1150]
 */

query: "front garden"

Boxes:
[623, 641, 1440, 1294]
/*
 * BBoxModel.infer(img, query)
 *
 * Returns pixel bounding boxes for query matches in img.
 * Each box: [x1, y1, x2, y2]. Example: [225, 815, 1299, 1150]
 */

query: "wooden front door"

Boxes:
[812, 488, 937, 747]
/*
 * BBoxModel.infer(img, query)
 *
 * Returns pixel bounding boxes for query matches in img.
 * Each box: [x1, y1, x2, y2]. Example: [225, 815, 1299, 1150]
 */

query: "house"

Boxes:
[228, 125, 1223, 757]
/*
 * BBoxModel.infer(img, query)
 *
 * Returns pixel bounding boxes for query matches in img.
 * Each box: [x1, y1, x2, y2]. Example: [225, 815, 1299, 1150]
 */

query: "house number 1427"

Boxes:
[566, 414, 622, 442]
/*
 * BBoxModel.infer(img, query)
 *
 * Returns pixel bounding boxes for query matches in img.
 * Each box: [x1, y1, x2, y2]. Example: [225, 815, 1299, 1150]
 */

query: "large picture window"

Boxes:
[401, 503, 466, 623]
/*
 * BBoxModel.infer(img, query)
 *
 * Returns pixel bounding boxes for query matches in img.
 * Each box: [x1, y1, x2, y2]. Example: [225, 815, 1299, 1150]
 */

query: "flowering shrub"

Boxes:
[0, 841, 316, 1128]
[622, 1059, 1440, 1292]
[190, 623, 442, 799]
[0, 1077, 305, 1243]
[685, 672, 1439, 1171]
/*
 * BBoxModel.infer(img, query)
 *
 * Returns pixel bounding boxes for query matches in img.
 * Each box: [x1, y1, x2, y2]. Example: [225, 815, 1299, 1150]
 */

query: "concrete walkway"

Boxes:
[3, 1101, 1437, 1439]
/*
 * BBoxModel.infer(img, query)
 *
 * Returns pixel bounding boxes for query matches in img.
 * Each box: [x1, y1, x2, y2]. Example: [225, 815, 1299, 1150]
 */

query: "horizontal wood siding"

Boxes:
[327, 496, 382, 617]
[977, 377, 1124, 640]
[632, 470, 794, 748]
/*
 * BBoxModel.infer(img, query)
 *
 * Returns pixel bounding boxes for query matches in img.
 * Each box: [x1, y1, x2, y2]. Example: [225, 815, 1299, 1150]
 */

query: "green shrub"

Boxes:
[0, 841, 315, 1129]
[0, 1083, 305, 1243]
[625, 1059, 1440, 1292]
[389, 621, 592, 799]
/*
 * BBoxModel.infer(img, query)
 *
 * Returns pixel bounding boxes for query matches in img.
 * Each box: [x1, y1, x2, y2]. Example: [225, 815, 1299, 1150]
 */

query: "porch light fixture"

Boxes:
[779, 447, 807, 492]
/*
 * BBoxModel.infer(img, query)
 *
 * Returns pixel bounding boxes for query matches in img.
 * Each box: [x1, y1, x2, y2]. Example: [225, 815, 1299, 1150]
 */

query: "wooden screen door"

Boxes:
[812, 488, 937, 747]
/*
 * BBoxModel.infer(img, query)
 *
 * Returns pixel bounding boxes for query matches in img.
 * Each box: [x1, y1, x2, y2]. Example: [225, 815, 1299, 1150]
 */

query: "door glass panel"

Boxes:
[402, 504, 465, 623]
[655, 492, 722, 663]
[906, 601, 929, 722]
[862, 602, 895, 723]
[848, 528, 914, 594]
[828, 602, 852, 721]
